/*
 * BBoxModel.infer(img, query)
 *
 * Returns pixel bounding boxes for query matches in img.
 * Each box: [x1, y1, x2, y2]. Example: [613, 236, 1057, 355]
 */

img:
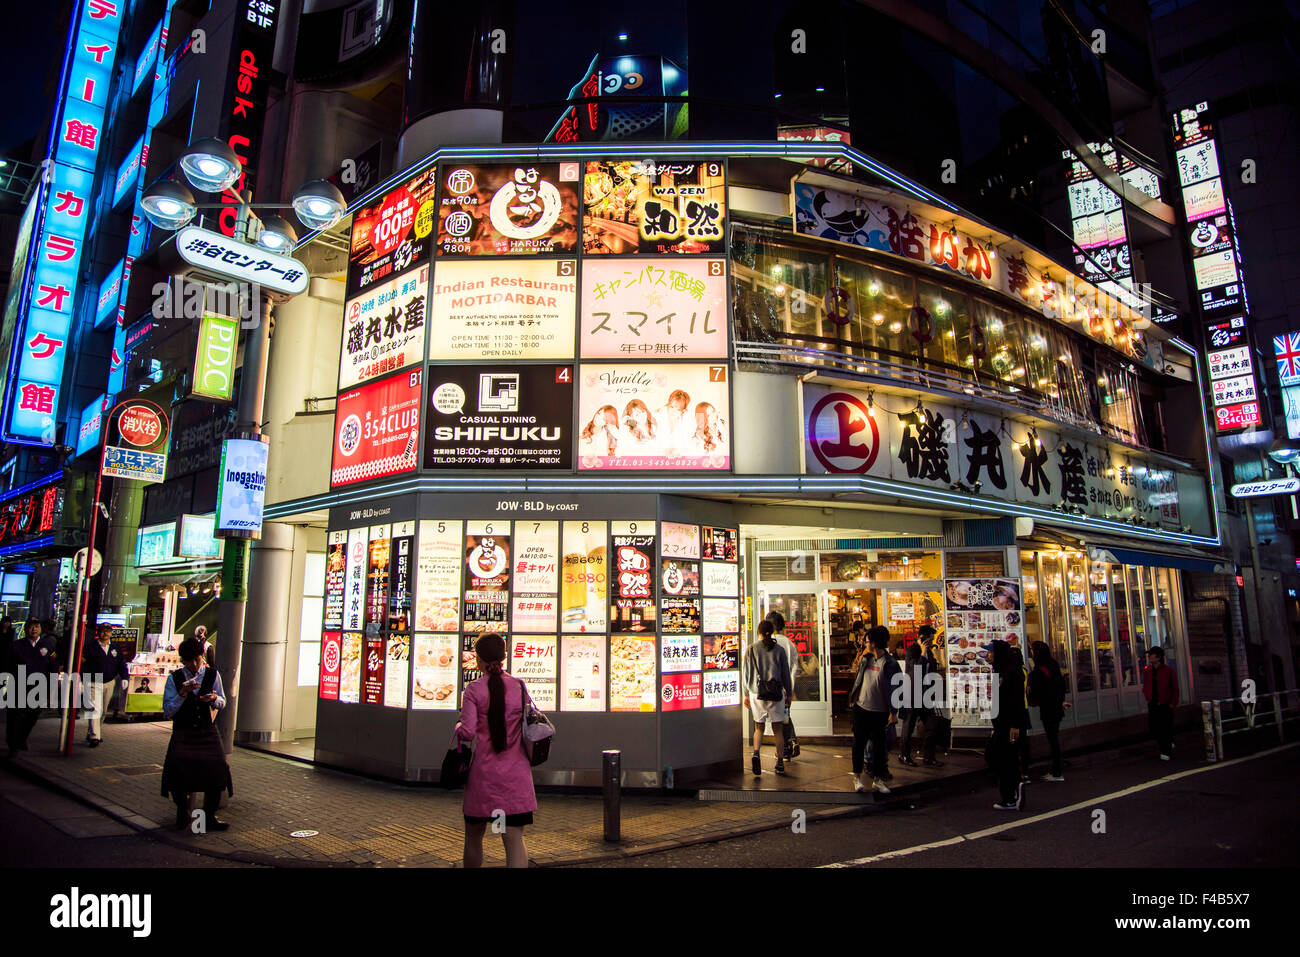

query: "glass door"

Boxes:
[761, 590, 831, 737]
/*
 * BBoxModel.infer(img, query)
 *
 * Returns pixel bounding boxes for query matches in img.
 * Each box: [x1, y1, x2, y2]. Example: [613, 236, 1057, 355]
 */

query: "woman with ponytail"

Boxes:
[454, 633, 537, 867]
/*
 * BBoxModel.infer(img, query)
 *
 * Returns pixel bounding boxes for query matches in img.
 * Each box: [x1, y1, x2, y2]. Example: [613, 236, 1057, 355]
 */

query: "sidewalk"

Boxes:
[6, 718, 871, 867]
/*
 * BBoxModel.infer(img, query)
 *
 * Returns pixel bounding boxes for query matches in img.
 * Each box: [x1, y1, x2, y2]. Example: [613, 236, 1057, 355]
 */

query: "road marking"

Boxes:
[822, 742, 1299, 867]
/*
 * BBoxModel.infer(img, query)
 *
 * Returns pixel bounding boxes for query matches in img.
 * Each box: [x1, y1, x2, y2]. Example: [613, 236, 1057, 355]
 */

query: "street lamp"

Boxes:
[291, 180, 349, 231]
[178, 137, 242, 193]
[254, 215, 297, 252]
[1266, 439, 1300, 468]
[139, 180, 198, 230]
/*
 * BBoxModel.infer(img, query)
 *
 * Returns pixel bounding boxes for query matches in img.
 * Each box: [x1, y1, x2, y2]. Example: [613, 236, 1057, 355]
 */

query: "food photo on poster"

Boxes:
[411, 633, 457, 709]
[660, 558, 700, 596]
[610, 635, 657, 712]
[661, 596, 702, 634]
[702, 634, 739, 670]
[463, 525, 511, 632]
[384, 635, 409, 708]
[425, 365, 573, 469]
[583, 159, 726, 255]
[415, 519, 462, 632]
[610, 534, 656, 633]
[339, 633, 363, 703]
[577, 362, 730, 470]
[339, 265, 428, 389]
[942, 578, 1026, 726]
[347, 166, 436, 297]
[437, 162, 580, 255]
[429, 258, 577, 361]
[332, 368, 421, 487]
[580, 257, 727, 360]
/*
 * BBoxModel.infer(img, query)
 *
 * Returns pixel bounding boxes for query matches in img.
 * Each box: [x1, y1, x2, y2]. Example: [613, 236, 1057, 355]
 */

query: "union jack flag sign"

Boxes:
[1274, 332, 1300, 386]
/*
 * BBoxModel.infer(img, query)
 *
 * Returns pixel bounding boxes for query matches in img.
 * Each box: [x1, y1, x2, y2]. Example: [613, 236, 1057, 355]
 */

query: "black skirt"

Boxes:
[161, 725, 233, 799]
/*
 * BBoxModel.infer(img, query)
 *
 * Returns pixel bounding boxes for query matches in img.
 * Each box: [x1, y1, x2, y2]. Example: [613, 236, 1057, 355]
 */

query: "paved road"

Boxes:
[571, 744, 1300, 868]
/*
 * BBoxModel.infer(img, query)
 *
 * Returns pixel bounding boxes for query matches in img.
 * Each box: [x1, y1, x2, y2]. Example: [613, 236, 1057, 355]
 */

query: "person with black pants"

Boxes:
[899, 627, 943, 767]
[1028, 641, 1068, 780]
[849, 626, 901, 794]
[990, 640, 1028, 811]
[160, 638, 233, 831]
[5, 621, 58, 756]
[1142, 646, 1179, 760]
[765, 611, 800, 760]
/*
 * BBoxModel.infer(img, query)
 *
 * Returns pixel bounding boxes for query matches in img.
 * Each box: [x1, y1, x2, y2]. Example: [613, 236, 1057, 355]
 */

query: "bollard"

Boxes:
[602, 749, 621, 843]
[1211, 699, 1224, 762]
[1274, 693, 1285, 744]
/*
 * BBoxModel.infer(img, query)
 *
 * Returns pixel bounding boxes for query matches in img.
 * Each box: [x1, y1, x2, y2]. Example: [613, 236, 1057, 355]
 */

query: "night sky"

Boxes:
[0, 3, 67, 157]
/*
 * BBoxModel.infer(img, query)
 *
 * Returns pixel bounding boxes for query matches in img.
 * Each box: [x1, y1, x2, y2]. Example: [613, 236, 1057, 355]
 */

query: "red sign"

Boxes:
[785, 620, 814, 657]
[0, 484, 62, 545]
[362, 635, 385, 705]
[661, 673, 702, 711]
[373, 186, 416, 255]
[117, 405, 164, 447]
[807, 393, 882, 473]
[331, 368, 422, 487]
[1214, 401, 1261, 433]
[319, 631, 341, 700]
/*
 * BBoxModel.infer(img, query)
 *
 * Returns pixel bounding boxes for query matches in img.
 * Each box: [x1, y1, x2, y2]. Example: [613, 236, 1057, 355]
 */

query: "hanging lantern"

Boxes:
[972, 320, 987, 360]
[908, 297, 934, 343]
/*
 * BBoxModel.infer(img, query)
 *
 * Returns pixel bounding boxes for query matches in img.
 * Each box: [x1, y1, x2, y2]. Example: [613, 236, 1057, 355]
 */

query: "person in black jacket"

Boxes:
[1028, 641, 1069, 780]
[82, 625, 129, 747]
[990, 639, 1027, 811]
[899, 626, 943, 767]
[5, 621, 58, 755]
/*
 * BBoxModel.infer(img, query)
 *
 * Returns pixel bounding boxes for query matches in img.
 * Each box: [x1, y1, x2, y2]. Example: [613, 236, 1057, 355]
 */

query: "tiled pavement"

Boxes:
[8, 718, 882, 867]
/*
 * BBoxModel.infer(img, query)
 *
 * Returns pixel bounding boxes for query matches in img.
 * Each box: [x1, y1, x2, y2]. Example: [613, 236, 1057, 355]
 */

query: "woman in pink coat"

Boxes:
[455, 633, 537, 867]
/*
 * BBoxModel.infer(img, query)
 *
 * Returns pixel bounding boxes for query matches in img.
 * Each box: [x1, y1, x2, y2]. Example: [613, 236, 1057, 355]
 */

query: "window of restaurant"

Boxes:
[1096, 359, 1143, 445]
[729, 228, 832, 346]
[1090, 562, 1117, 690]
[1111, 565, 1136, 686]
[837, 258, 913, 362]
[1066, 554, 1095, 692]
[915, 276, 967, 370]
[1035, 552, 1071, 693]
[1125, 566, 1148, 669]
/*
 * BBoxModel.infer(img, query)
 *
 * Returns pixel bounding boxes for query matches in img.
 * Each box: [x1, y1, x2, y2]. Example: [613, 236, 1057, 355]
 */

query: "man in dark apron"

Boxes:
[161, 638, 233, 831]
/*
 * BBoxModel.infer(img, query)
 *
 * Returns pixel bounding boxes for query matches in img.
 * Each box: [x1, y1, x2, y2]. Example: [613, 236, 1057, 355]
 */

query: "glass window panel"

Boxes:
[1111, 566, 1136, 686]
[1067, 554, 1094, 691]
[838, 259, 913, 362]
[1090, 562, 1116, 689]
[729, 229, 832, 346]
[1023, 318, 1056, 398]
[916, 277, 967, 369]
[1141, 565, 1161, 650]
[1020, 553, 1042, 653]
[1039, 554, 1071, 692]
[1127, 565, 1148, 664]
[1155, 568, 1177, 662]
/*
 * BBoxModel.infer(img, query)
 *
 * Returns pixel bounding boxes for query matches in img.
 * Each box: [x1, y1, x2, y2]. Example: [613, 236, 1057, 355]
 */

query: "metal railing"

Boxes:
[1200, 689, 1300, 762]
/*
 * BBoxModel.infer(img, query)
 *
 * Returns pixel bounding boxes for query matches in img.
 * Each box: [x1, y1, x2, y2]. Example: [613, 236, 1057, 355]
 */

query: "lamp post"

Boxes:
[140, 137, 346, 753]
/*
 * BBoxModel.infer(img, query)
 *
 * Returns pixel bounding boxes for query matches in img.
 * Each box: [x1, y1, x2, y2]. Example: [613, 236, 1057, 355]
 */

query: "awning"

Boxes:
[1087, 546, 1231, 574]
[136, 568, 220, 586]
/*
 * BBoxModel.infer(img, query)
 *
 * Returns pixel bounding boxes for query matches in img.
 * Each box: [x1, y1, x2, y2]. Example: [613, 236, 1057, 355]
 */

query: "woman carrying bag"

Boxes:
[454, 633, 537, 868]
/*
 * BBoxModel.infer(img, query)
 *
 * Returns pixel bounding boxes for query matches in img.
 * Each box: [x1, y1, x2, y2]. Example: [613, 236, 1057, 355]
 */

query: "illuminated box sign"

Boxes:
[777, 125, 852, 171]
[1211, 374, 1257, 406]
[103, 446, 167, 482]
[1274, 332, 1300, 388]
[1201, 315, 1259, 435]
[218, 1, 280, 237]
[0, 480, 63, 547]
[346, 167, 436, 298]
[76, 393, 106, 457]
[1285, 387, 1300, 440]
[131, 20, 161, 95]
[547, 53, 688, 143]
[136, 523, 178, 566]
[428, 258, 576, 361]
[339, 265, 428, 389]
[435, 163, 580, 256]
[660, 672, 702, 711]
[1214, 402, 1262, 432]
[176, 513, 223, 559]
[1206, 316, 1248, 350]
[1062, 142, 1142, 299]
[583, 159, 726, 255]
[331, 368, 421, 487]
[215, 437, 269, 535]
[113, 135, 145, 206]
[174, 226, 309, 295]
[580, 257, 727, 359]
[1230, 478, 1300, 499]
[1207, 346, 1250, 381]
[193, 314, 239, 401]
[94, 259, 124, 326]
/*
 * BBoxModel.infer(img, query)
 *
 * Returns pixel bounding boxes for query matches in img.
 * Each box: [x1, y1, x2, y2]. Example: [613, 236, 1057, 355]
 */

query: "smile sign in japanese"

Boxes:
[580, 258, 727, 359]
[339, 265, 428, 389]
[173, 226, 308, 296]
[428, 258, 577, 361]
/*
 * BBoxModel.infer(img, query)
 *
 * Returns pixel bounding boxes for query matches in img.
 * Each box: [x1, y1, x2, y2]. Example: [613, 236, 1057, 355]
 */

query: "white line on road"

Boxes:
[821, 742, 1299, 868]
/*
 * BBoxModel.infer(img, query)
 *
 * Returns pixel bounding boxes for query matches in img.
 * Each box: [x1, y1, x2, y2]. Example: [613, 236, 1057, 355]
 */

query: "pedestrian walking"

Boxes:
[990, 639, 1028, 811]
[1028, 641, 1068, 780]
[765, 610, 801, 760]
[743, 619, 793, 777]
[1142, 646, 1179, 761]
[1011, 643, 1031, 783]
[849, 625, 901, 793]
[160, 637, 233, 832]
[899, 626, 943, 767]
[4, 621, 58, 756]
[81, 624, 128, 748]
[455, 633, 536, 868]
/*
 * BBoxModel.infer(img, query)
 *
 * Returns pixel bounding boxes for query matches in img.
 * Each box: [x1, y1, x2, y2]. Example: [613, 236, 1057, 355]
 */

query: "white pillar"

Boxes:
[235, 521, 295, 740]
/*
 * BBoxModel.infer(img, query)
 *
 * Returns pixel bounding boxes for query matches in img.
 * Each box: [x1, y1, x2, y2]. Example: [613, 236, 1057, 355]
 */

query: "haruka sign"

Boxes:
[192, 314, 239, 401]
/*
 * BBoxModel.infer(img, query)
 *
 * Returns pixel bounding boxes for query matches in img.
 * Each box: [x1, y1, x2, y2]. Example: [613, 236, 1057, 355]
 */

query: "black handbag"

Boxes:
[757, 678, 784, 702]
[440, 730, 473, 789]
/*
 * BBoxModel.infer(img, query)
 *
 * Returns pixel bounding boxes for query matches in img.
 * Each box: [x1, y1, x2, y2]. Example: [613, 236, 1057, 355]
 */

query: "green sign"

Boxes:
[221, 538, 250, 602]
[136, 523, 177, 567]
[176, 513, 223, 559]
[193, 313, 239, 401]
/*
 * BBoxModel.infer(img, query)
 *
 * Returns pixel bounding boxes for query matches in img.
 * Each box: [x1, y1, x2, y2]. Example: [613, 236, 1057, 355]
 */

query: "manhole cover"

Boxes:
[113, 765, 163, 776]
[289, 830, 319, 839]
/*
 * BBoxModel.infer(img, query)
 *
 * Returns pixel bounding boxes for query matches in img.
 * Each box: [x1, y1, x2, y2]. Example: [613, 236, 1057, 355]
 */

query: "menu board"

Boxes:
[464, 524, 511, 632]
[411, 634, 458, 710]
[428, 259, 577, 360]
[661, 597, 702, 634]
[384, 635, 409, 708]
[365, 524, 390, 633]
[437, 162, 580, 255]
[942, 578, 1025, 728]
[425, 364, 574, 470]
[661, 522, 700, 559]
[561, 521, 607, 632]
[582, 159, 726, 255]
[580, 258, 727, 359]
[610, 635, 657, 712]
[701, 561, 737, 596]
[703, 669, 741, 708]
[660, 558, 699, 596]
[661, 634, 701, 673]
[508, 635, 557, 711]
[610, 534, 656, 633]
[339, 633, 363, 703]
[577, 362, 730, 470]
[415, 520, 462, 632]
[702, 526, 738, 561]
[332, 368, 422, 487]
[561, 635, 606, 712]
[661, 672, 703, 711]
[344, 528, 367, 631]
[347, 166, 437, 297]
[319, 631, 341, 700]
[702, 634, 739, 671]
[323, 531, 347, 630]
[362, 636, 385, 704]
[387, 523, 414, 633]
[339, 266, 428, 389]
[702, 598, 740, 634]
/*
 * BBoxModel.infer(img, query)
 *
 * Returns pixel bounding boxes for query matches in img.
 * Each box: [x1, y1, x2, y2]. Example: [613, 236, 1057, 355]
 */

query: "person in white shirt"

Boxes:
[765, 610, 801, 760]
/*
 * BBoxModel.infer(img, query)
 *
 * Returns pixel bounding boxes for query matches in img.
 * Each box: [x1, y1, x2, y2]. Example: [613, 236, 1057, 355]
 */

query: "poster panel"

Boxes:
[702, 634, 738, 671]
[339, 265, 428, 389]
[661, 521, 700, 559]
[702, 597, 740, 633]
[387, 523, 415, 633]
[661, 597, 702, 634]
[346, 166, 437, 297]
[437, 162, 580, 255]
[661, 672, 702, 711]
[343, 528, 367, 631]
[701, 561, 737, 596]
[463, 523, 510, 633]
[384, 635, 409, 708]
[512, 595, 557, 632]
[561, 521, 607, 632]
[508, 635, 557, 711]
[610, 534, 656, 633]
[364, 524, 390, 633]
[332, 368, 421, 487]
[513, 521, 560, 592]
[660, 558, 700, 597]
[702, 669, 741, 708]
[429, 258, 577, 360]
[362, 636, 385, 704]
[415, 519, 462, 632]
[324, 530, 347, 630]
[942, 578, 1025, 728]
[583, 159, 726, 255]
[661, 634, 701, 673]
[560, 634, 606, 712]
[610, 635, 657, 712]
[319, 631, 341, 700]
[411, 634, 458, 710]
[701, 526, 737, 562]
[339, 633, 363, 703]
[580, 257, 727, 359]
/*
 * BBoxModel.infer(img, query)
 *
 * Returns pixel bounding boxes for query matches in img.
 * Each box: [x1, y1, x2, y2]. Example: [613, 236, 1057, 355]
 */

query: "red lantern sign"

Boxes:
[117, 404, 163, 447]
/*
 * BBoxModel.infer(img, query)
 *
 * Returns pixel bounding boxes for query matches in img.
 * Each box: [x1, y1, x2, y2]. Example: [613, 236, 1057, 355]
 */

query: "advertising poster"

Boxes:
[464, 524, 511, 632]
[319, 631, 341, 700]
[580, 257, 728, 359]
[660, 558, 700, 597]
[425, 365, 574, 469]
[461, 634, 484, 688]
[513, 521, 560, 592]
[429, 259, 577, 361]
[661, 521, 700, 559]
[415, 520, 463, 632]
[560, 634, 606, 712]
[702, 561, 738, 596]
[347, 166, 437, 297]
[703, 598, 740, 633]
[610, 534, 656, 633]
[437, 162, 580, 255]
[703, 669, 741, 708]
[387, 523, 414, 633]
[324, 531, 347, 630]
[344, 528, 367, 631]
[332, 368, 421, 487]
[561, 521, 607, 633]
[661, 634, 701, 673]
[384, 635, 409, 708]
[942, 578, 1025, 728]
[661, 597, 702, 634]
[512, 595, 557, 633]
[661, 672, 702, 711]
[577, 362, 730, 470]
[363, 636, 385, 705]
[701, 526, 738, 561]
[610, 635, 657, 712]
[508, 635, 557, 711]
[339, 265, 428, 389]
[411, 634, 458, 710]
[583, 159, 726, 255]
[340, 633, 363, 703]
[702, 634, 739, 671]
[365, 524, 390, 633]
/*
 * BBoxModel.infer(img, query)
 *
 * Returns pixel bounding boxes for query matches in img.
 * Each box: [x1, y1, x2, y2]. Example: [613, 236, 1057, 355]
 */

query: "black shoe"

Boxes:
[86, 737, 101, 748]
[899, 754, 918, 767]
[751, 752, 762, 776]
[206, 818, 230, 832]
[791, 742, 801, 758]
[1015, 781, 1027, 811]
[774, 762, 786, 776]
[923, 758, 945, 768]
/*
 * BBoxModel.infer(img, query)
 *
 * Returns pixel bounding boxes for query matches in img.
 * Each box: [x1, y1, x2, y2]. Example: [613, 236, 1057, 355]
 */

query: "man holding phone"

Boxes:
[160, 638, 233, 831]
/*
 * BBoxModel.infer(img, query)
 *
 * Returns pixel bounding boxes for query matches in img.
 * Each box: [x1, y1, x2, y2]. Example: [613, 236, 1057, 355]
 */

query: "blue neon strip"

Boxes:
[0, 470, 63, 503]
[0, 535, 55, 558]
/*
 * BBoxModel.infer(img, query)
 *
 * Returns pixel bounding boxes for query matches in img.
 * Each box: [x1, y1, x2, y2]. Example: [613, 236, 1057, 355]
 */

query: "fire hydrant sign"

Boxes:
[102, 402, 169, 483]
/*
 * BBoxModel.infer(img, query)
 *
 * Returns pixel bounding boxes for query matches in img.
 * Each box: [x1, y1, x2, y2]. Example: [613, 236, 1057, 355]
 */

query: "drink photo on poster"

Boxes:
[425, 365, 574, 469]
[347, 166, 437, 298]
[437, 162, 580, 255]
[561, 520, 607, 633]
[577, 362, 730, 470]
[583, 159, 726, 255]
[701, 526, 738, 562]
